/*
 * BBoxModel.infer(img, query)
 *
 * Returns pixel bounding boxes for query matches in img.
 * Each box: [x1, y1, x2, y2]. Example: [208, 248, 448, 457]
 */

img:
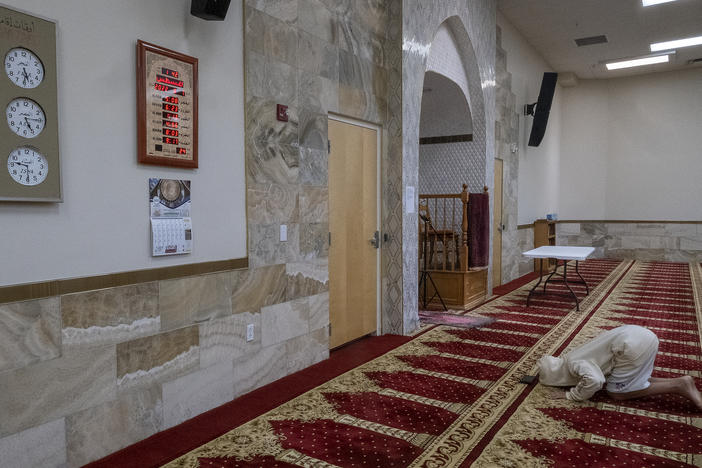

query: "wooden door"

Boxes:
[492, 159, 503, 287]
[328, 118, 379, 349]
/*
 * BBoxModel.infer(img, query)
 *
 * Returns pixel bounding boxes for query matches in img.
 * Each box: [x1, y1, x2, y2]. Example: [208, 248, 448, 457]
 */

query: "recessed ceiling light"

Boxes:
[651, 35, 702, 52]
[606, 54, 669, 70]
[642, 0, 679, 6]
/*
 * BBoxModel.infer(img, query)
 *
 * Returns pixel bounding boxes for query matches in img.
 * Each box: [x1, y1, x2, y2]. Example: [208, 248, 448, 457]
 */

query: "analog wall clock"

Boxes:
[6, 97, 46, 138]
[0, 6, 60, 202]
[4, 47, 44, 89]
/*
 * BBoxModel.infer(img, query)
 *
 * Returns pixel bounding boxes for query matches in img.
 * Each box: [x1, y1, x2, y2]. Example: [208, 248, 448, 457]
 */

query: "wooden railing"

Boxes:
[419, 184, 470, 272]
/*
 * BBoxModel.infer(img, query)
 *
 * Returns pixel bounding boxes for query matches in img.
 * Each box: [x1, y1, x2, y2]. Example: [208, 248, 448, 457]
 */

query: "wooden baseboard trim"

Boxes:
[556, 220, 702, 224]
[0, 257, 248, 304]
[517, 224, 534, 230]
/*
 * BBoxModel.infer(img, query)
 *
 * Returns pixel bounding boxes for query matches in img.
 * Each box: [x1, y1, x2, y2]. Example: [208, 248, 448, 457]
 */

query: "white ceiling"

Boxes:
[498, 0, 702, 79]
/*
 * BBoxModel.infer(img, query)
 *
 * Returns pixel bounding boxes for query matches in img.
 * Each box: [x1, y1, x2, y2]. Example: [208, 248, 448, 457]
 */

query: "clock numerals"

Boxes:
[4, 48, 44, 89]
[6, 98, 46, 138]
[7, 147, 48, 186]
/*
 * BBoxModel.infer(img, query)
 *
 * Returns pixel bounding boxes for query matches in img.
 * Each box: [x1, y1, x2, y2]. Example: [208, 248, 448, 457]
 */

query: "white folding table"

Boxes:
[522, 246, 595, 311]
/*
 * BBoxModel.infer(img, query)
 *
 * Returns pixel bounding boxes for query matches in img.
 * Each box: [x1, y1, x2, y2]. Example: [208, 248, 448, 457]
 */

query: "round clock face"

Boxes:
[7, 147, 48, 186]
[4, 48, 44, 89]
[6, 98, 46, 138]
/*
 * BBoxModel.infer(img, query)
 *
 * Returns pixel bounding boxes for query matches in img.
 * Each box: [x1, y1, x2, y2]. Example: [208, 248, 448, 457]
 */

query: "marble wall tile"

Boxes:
[261, 298, 309, 346]
[619, 235, 678, 250]
[262, 13, 298, 66]
[299, 108, 328, 151]
[286, 327, 329, 373]
[665, 249, 702, 263]
[116, 326, 198, 392]
[61, 283, 159, 349]
[308, 291, 330, 331]
[199, 312, 262, 369]
[338, 19, 386, 67]
[0, 297, 60, 373]
[298, 70, 338, 114]
[231, 264, 287, 313]
[298, 0, 337, 44]
[299, 186, 329, 223]
[245, 50, 266, 99]
[248, 0, 299, 24]
[159, 272, 232, 332]
[245, 6, 265, 54]
[232, 342, 288, 398]
[286, 259, 329, 301]
[664, 223, 698, 236]
[65, 385, 162, 467]
[300, 222, 330, 259]
[680, 237, 702, 250]
[248, 223, 301, 267]
[263, 58, 298, 107]
[352, 0, 388, 36]
[297, 30, 339, 81]
[247, 183, 300, 225]
[162, 361, 234, 430]
[0, 418, 66, 468]
[299, 147, 329, 186]
[339, 49, 370, 90]
[608, 248, 666, 262]
[246, 96, 300, 186]
[0, 345, 116, 438]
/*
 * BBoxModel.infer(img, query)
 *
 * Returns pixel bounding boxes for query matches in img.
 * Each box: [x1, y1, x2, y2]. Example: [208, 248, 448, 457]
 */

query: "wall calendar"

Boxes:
[137, 40, 198, 168]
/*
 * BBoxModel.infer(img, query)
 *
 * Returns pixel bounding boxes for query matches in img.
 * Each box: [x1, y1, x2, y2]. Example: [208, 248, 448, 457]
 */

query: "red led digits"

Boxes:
[162, 103, 178, 112]
[176, 148, 187, 155]
[163, 120, 178, 129]
[161, 67, 179, 79]
[162, 96, 179, 104]
[162, 137, 178, 145]
[163, 128, 179, 137]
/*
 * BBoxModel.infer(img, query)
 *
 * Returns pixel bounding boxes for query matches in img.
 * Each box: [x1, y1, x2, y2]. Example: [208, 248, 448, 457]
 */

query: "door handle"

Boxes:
[369, 230, 380, 249]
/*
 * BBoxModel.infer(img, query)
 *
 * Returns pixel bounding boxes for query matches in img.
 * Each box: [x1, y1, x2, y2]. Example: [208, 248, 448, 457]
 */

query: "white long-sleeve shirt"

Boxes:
[537, 325, 659, 401]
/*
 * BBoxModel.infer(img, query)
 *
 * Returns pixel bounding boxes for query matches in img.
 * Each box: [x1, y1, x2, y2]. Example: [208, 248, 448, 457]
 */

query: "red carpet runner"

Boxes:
[103, 260, 702, 467]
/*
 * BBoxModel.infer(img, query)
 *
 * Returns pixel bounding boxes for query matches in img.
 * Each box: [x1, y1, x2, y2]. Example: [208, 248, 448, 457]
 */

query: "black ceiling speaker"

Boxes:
[525, 72, 558, 147]
[191, 0, 231, 20]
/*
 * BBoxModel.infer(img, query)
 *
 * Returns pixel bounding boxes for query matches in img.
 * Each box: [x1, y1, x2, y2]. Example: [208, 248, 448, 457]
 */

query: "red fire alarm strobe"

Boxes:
[276, 104, 288, 122]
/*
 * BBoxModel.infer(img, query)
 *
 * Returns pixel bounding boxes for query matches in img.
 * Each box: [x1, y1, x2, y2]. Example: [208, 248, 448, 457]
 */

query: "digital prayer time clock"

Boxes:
[136, 40, 198, 168]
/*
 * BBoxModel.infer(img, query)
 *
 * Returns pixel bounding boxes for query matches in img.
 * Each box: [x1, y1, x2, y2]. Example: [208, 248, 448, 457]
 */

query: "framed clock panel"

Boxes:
[136, 40, 198, 168]
[0, 6, 61, 201]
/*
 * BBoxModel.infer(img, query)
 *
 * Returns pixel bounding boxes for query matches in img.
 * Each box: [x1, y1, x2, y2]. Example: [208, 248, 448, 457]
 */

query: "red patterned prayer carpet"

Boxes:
[91, 260, 702, 467]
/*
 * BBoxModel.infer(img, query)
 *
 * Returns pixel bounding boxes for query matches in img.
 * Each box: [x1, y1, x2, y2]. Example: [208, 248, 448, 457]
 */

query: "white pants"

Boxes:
[605, 328, 659, 393]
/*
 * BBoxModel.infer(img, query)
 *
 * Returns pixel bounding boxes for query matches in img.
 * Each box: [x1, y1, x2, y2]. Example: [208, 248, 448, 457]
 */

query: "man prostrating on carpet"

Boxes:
[537, 325, 702, 410]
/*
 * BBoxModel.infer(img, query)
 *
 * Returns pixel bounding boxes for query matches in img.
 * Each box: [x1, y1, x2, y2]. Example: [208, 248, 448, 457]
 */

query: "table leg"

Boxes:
[562, 260, 580, 311]
[575, 260, 589, 295]
[526, 258, 544, 308]
[543, 258, 560, 292]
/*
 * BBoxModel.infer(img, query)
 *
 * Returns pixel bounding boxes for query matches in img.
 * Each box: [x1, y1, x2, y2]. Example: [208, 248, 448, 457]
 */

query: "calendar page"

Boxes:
[149, 178, 192, 256]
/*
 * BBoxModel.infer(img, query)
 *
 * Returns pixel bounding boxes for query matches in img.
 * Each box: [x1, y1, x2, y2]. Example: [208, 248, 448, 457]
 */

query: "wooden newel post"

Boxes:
[460, 184, 469, 272]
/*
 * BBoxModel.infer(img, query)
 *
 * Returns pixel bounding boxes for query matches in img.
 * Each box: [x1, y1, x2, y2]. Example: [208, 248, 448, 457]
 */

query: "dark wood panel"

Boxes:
[0, 257, 248, 304]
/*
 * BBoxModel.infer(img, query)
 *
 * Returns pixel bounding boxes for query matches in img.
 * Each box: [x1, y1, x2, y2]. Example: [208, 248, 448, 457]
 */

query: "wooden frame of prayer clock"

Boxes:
[136, 40, 198, 168]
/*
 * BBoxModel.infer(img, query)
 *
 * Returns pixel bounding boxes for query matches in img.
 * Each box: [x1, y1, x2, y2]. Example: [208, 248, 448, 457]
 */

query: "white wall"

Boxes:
[558, 81, 609, 219]
[497, 12, 561, 225]
[0, 0, 246, 286]
[559, 68, 702, 220]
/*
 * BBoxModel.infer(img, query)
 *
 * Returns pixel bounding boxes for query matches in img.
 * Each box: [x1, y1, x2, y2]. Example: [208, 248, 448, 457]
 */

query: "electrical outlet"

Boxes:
[280, 224, 287, 242]
[246, 323, 254, 342]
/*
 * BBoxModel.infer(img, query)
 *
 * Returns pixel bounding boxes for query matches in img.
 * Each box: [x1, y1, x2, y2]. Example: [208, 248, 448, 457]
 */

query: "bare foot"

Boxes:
[681, 375, 702, 411]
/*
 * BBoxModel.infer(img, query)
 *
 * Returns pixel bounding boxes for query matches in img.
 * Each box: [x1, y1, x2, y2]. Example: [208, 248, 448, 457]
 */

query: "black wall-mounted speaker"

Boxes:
[527, 72, 558, 147]
[191, 0, 231, 20]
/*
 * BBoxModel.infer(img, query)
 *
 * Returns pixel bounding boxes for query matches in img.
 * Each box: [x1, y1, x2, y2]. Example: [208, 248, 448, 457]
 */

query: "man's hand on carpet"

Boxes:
[547, 388, 567, 400]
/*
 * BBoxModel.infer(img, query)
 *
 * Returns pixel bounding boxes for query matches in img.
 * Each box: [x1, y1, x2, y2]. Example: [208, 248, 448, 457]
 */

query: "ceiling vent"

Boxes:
[574, 35, 608, 47]
[687, 57, 702, 65]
